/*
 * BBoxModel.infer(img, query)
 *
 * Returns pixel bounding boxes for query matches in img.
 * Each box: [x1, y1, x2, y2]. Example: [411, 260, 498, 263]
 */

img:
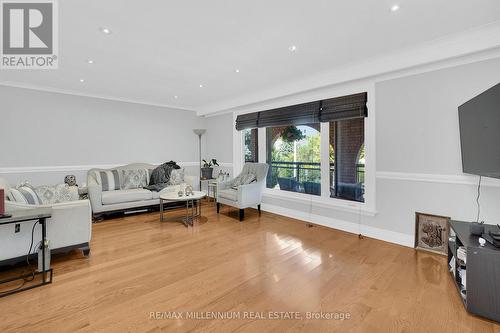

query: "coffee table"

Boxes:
[159, 191, 206, 227]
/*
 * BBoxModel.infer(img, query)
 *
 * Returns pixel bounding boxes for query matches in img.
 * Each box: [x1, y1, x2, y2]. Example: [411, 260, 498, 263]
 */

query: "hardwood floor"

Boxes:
[0, 203, 499, 333]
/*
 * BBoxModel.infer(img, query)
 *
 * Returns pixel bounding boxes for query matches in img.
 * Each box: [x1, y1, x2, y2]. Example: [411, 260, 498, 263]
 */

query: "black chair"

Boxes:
[303, 181, 321, 195]
[277, 177, 300, 192]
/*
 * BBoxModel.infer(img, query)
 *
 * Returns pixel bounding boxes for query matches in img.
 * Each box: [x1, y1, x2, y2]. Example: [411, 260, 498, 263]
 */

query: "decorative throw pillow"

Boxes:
[121, 169, 148, 189]
[8, 184, 41, 205]
[99, 170, 120, 191]
[168, 169, 185, 185]
[35, 184, 79, 204]
[231, 173, 256, 190]
[146, 168, 155, 184]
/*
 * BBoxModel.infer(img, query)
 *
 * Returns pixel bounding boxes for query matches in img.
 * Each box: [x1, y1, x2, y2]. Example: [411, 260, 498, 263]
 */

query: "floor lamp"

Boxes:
[193, 129, 206, 190]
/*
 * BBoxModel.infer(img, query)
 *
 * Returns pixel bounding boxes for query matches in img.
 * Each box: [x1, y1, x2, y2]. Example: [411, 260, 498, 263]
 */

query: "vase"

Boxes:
[201, 167, 213, 180]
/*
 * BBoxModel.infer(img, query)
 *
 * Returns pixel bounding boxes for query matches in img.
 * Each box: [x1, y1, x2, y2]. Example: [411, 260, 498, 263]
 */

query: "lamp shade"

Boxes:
[193, 129, 206, 136]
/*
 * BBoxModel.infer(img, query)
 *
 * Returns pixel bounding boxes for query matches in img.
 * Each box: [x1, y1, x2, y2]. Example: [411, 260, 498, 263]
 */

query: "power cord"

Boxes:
[0, 221, 38, 295]
[476, 176, 482, 223]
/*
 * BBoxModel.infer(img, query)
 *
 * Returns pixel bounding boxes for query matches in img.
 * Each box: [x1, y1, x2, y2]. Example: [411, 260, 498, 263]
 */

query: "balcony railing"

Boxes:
[267, 161, 365, 183]
[266, 160, 365, 199]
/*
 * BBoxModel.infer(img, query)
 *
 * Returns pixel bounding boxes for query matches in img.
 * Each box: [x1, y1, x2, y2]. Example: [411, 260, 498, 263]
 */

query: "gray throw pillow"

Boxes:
[35, 184, 79, 204]
[231, 173, 256, 190]
[121, 169, 148, 189]
[169, 169, 185, 185]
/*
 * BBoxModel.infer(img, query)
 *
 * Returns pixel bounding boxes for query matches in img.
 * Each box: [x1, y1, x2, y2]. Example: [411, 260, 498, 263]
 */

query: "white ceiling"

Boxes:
[1, 0, 500, 115]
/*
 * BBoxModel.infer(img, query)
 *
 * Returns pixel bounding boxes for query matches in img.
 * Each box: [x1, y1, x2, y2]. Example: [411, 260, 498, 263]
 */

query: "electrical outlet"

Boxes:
[15, 224, 20, 233]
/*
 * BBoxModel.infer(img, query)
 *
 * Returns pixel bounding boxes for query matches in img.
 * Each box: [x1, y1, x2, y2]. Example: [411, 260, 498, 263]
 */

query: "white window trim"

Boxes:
[233, 81, 376, 216]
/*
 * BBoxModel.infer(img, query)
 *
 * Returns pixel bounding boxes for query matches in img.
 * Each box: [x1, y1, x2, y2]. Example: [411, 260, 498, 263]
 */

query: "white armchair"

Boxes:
[216, 163, 269, 221]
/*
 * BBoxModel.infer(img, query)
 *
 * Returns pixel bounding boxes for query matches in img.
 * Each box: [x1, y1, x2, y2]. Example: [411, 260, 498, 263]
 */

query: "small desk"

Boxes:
[0, 208, 53, 297]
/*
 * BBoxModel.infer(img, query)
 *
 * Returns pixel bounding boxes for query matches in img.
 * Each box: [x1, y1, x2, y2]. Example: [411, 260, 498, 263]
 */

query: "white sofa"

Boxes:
[87, 163, 196, 218]
[0, 178, 92, 264]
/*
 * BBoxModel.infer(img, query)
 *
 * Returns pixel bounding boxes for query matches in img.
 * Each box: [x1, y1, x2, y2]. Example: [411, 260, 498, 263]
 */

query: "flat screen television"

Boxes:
[458, 82, 500, 179]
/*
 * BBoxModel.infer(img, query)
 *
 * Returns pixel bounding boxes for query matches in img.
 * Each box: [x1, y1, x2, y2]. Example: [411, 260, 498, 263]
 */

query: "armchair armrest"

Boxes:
[218, 180, 233, 191]
[87, 184, 103, 213]
[238, 182, 264, 206]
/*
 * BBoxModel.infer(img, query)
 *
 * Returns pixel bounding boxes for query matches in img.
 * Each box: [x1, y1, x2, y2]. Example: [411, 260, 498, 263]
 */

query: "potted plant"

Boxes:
[201, 158, 219, 179]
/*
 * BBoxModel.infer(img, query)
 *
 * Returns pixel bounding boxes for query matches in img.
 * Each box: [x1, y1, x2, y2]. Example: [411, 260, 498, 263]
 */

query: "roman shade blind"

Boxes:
[235, 112, 259, 131]
[235, 92, 367, 130]
[257, 101, 321, 128]
[319, 92, 367, 122]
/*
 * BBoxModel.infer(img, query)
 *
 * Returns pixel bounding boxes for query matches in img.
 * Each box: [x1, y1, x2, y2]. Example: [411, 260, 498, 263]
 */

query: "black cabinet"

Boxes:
[448, 221, 500, 322]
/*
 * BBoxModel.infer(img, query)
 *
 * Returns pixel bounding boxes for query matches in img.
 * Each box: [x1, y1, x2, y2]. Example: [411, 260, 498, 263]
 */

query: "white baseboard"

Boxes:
[261, 203, 414, 248]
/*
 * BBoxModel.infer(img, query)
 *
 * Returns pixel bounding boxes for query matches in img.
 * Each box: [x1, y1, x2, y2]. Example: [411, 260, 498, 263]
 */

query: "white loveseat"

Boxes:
[87, 163, 196, 218]
[0, 178, 92, 264]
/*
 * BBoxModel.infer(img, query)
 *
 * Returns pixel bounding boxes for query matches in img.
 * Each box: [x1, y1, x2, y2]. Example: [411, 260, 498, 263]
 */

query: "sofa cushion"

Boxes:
[219, 188, 238, 202]
[99, 170, 120, 191]
[151, 185, 181, 199]
[102, 189, 153, 205]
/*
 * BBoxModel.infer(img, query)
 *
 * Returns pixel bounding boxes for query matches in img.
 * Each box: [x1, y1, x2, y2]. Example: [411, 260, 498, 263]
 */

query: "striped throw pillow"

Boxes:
[8, 186, 42, 205]
[99, 170, 120, 191]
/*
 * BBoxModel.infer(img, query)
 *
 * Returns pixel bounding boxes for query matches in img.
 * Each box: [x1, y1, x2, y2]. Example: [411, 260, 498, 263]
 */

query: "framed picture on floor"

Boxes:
[414, 212, 450, 255]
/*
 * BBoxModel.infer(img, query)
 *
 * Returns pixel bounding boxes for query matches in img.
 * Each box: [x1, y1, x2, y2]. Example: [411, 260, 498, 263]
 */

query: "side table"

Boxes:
[0, 208, 53, 297]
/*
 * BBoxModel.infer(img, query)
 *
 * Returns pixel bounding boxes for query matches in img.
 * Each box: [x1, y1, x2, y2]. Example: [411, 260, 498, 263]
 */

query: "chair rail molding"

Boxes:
[376, 171, 500, 187]
[0, 162, 233, 174]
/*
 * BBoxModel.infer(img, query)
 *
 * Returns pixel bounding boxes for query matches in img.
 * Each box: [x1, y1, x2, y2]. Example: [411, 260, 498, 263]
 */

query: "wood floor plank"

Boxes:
[0, 204, 498, 332]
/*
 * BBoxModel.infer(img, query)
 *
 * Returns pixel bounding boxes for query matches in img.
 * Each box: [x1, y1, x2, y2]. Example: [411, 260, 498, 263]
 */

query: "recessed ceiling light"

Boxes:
[199, 84, 203, 88]
[87, 60, 94, 64]
[174, 95, 178, 99]
[79, 79, 85, 83]
[288, 45, 298, 52]
[100, 27, 112, 34]
[390, 4, 400, 12]
[235, 69, 240, 73]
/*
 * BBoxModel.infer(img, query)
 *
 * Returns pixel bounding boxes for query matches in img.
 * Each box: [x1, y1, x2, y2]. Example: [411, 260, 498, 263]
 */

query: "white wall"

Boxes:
[204, 113, 233, 164]
[369, 57, 500, 236]
[0, 86, 205, 185]
[231, 56, 500, 247]
[204, 113, 234, 178]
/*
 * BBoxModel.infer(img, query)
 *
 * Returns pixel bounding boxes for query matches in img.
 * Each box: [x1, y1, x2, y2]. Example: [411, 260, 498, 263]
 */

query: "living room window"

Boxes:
[243, 128, 259, 163]
[266, 124, 321, 195]
[329, 118, 365, 202]
[235, 92, 368, 205]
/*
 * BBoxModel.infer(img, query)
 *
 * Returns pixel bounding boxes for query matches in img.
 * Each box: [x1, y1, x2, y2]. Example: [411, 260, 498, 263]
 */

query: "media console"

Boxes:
[448, 220, 500, 322]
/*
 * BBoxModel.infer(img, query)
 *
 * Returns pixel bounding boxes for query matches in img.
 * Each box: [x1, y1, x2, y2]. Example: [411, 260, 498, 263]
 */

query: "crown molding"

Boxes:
[2, 21, 500, 116]
[198, 21, 500, 116]
[0, 81, 198, 113]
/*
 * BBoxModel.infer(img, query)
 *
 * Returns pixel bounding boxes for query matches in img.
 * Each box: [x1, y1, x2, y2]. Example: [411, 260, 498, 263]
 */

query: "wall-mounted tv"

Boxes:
[458, 82, 500, 179]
